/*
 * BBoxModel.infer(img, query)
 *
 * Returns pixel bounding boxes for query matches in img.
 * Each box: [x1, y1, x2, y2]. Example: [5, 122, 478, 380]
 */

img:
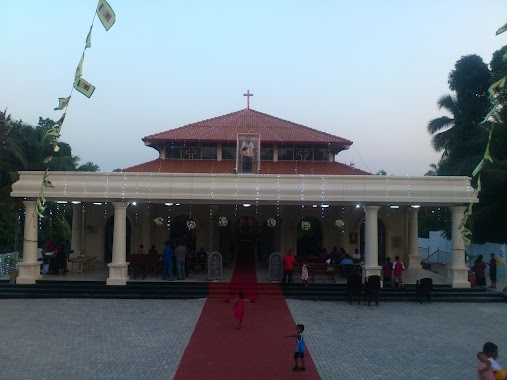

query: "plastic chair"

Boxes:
[347, 274, 362, 305]
[364, 275, 381, 307]
[416, 277, 433, 304]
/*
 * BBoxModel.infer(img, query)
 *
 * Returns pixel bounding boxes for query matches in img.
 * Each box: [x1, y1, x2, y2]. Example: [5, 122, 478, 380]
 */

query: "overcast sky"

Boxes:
[1, 1, 506, 175]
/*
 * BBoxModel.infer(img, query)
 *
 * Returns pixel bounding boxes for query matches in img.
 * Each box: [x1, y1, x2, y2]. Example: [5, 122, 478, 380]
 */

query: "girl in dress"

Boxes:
[301, 260, 309, 287]
[233, 291, 250, 329]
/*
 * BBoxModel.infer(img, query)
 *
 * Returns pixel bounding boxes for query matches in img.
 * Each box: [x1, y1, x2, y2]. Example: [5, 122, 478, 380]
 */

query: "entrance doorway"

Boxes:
[359, 219, 387, 264]
[104, 216, 132, 263]
[170, 215, 196, 253]
[297, 217, 323, 256]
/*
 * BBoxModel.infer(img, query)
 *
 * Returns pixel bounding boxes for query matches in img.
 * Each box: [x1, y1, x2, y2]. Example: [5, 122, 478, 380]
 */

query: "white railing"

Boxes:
[0, 252, 20, 277]
[419, 248, 451, 266]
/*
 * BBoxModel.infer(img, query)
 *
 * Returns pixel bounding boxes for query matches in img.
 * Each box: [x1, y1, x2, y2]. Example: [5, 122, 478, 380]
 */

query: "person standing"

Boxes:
[285, 324, 306, 372]
[175, 242, 187, 280]
[281, 248, 295, 287]
[475, 255, 487, 287]
[488, 253, 497, 289]
[382, 257, 393, 287]
[162, 241, 173, 281]
[392, 255, 405, 288]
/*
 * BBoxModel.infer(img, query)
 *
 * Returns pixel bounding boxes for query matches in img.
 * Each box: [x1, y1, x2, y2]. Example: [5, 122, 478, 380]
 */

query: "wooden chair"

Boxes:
[364, 275, 381, 307]
[416, 277, 433, 304]
[347, 274, 362, 305]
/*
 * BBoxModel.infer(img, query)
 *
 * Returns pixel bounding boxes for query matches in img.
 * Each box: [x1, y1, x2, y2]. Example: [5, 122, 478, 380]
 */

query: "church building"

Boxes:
[11, 95, 476, 287]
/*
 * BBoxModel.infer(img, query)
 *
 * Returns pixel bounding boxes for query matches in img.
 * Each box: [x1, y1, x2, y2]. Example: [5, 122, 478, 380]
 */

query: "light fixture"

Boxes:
[165, 203, 173, 206]
[71, 201, 81, 205]
[132, 202, 137, 206]
[312, 205, 318, 208]
[56, 201, 68, 204]
[175, 203, 181, 206]
[390, 205, 399, 209]
[93, 202, 102, 205]
[411, 205, 421, 208]
[320, 204, 330, 208]
[355, 204, 361, 209]
[242, 204, 251, 207]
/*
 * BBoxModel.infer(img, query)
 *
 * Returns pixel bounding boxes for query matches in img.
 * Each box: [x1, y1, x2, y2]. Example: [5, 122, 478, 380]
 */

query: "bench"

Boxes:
[127, 254, 162, 280]
[293, 263, 338, 283]
[189, 257, 207, 273]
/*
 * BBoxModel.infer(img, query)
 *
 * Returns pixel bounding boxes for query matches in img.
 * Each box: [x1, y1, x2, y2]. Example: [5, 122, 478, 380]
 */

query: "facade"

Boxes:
[11, 107, 477, 287]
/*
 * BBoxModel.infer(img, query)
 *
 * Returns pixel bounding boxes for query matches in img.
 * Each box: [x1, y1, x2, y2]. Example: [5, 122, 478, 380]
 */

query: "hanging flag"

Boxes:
[57, 113, 66, 126]
[488, 77, 506, 99]
[75, 53, 85, 80]
[54, 96, 71, 111]
[472, 159, 484, 177]
[97, 0, 116, 31]
[73, 78, 96, 98]
[497, 244, 506, 264]
[85, 26, 92, 48]
[496, 22, 507, 35]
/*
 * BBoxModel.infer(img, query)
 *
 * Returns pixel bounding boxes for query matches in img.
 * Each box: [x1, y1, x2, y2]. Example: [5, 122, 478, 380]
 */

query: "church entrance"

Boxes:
[297, 217, 323, 256]
[104, 216, 132, 263]
[170, 215, 196, 253]
[359, 219, 387, 264]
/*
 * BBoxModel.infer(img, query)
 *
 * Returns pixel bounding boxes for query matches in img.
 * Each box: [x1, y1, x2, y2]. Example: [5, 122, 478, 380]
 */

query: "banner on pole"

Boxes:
[97, 0, 116, 31]
[73, 78, 96, 98]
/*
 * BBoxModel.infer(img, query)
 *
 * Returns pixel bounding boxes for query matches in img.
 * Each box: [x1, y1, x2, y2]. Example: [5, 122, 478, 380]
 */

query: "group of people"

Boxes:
[381, 256, 406, 288]
[40, 240, 72, 276]
[474, 253, 498, 289]
[157, 241, 207, 281]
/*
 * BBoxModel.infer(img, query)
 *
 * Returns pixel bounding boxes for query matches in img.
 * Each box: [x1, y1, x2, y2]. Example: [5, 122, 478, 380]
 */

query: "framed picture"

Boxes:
[236, 132, 261, 173]
[349, 233, 357, 244]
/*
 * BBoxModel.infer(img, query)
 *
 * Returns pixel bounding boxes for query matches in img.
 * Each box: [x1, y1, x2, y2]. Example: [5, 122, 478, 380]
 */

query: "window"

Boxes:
[182, 145, 200, 160]
[314, 145, 330, 161]
[294, 145, 313, 161]
[278, 144, 294, 160]
[200, 144, 217, 160]
[222, 143, 236, 160]
[260, 145, 274, 160]
[166, 144, 181, 159]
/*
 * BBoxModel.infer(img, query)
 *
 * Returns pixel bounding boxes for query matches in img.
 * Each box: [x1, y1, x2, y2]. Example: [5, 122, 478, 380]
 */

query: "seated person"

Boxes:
[318, 248, 329, 262]
[351, 249, 361, 262]
[148, 245, 158, 256]
[329, 247, 341, 263]
[339, 254, 354, 266]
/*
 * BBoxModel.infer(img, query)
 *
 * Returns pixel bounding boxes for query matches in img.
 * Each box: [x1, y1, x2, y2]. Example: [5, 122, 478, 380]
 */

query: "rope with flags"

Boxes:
[458, 22, 507, 245]
[35, 0, 116, 219]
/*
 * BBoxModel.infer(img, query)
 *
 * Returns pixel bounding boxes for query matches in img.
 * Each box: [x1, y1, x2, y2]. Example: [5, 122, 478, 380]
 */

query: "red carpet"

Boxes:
[174, 245, 320, 379]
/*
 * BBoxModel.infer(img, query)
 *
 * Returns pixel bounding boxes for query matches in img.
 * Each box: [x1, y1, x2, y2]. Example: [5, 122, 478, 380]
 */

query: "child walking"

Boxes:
[285, 324, 306, 371]
[232, 291, 250, 329]
[301, 260, 309, 287]
[392, 255, 405, 288]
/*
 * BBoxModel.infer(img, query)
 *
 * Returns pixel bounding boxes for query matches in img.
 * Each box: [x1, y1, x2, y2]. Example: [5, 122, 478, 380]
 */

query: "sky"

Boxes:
[1, 0, 507, 175]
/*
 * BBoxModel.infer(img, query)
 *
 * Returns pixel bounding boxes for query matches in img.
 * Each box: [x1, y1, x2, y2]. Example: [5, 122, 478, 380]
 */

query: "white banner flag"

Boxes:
[73, 78, 96, 98]
[75, 53, 84, 80]
[54, 96, 71, 110]
[85, 26, 92, 48]
[97, 0, 116, 31]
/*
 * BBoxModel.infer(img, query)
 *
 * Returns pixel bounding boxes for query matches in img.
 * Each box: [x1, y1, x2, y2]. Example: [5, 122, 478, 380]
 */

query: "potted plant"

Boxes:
[4, 257, 20, 283]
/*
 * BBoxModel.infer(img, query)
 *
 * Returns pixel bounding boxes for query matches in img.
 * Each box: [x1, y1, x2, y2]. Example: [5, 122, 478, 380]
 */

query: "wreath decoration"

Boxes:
[218, 216, 228, 227]
[186, 220, 196, 230]
[334, 219, 345, 228]
[267, 218, 277, 228]
[153, 217, 164, 226]
[301, 220, 311, 231]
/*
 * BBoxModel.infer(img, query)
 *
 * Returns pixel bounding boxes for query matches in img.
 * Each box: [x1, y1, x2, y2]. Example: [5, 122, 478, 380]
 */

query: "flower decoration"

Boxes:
[186, 220, 196, 230]
[267, 218, 277, 228]
[153, 217, 164, 226]
[334, 219, 345, 228]
[301, 220, 311, 231]
[218, 216, 228, 227]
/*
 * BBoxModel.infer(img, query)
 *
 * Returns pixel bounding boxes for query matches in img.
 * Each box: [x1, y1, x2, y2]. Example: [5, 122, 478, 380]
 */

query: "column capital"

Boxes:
[364, 205, 380, 213]
[409, 206, 419, 214]
[112, 201, 130, 209]
[22, 199, 36, 207]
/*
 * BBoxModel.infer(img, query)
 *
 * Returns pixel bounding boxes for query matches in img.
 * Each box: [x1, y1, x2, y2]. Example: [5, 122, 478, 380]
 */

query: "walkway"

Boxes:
[1, 299, 506, 379]
[174, 245, 320, 379]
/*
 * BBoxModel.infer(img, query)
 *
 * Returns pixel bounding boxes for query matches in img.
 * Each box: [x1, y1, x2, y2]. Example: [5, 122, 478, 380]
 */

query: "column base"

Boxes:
[106, 262, 129, 286]
[16, 262, 41, 284]
[450, 267, 471, 288]
[363, 265, 381, 279]
[408, 254, 422, 269]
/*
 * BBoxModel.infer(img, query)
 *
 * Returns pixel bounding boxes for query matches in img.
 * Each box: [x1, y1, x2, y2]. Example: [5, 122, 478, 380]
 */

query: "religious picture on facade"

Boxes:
[236, 132, 260, 173]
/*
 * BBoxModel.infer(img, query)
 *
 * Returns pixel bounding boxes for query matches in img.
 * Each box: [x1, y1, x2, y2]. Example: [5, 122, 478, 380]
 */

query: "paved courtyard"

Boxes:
[0, 298, 505, 379]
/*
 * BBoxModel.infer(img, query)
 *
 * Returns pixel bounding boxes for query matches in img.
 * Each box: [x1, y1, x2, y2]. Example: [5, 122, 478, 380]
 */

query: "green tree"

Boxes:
[77, 162, 100, 172]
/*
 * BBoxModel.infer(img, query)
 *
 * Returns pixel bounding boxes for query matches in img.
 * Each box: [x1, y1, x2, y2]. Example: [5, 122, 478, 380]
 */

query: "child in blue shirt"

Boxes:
[285, 324, 305, 371]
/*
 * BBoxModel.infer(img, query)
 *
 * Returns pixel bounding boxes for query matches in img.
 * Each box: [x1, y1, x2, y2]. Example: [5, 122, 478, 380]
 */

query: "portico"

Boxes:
[11, 171, 477, 287]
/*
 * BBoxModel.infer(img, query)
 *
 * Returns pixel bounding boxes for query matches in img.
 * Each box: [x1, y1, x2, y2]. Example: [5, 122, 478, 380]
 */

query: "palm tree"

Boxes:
[427, 94, 461, 156]
[425, 163, 439, 176]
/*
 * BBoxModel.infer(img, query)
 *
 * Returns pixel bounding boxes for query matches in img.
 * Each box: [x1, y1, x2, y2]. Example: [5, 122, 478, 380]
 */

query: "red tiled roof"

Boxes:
[143, 108, 352, 151]
[123, 159, 370, 175]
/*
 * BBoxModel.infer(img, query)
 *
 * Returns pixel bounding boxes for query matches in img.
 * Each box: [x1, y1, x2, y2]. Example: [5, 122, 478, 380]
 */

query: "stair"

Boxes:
[0, 280, 209, 299]
[283, 283, 507, 303]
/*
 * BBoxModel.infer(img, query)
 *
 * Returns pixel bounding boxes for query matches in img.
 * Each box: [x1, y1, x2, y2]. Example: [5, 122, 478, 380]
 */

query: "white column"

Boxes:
[408, 207, 421, 269]
[17, 200, 41, 284]
[142, 204, 151, 250]
[364, 206, 381, 278]
[107, 202, 130, 285]
[449, 205, 470, 288]
[71, 204, 83, 255]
